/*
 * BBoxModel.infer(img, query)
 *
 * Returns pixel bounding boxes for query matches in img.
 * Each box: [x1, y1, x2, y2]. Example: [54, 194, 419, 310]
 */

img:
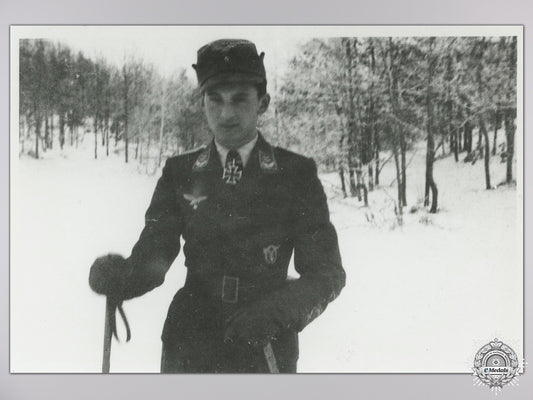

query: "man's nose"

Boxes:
[220, 103, 237, 121]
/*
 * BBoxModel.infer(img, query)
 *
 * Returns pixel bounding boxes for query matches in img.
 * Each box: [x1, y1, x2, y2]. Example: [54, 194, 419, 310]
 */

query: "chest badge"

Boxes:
[263, 245, 280, 265]
[183, 193, 208, 210]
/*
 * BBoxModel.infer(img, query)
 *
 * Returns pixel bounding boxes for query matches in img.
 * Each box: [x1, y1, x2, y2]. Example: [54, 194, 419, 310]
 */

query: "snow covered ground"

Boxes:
[10, 138, 522, 373]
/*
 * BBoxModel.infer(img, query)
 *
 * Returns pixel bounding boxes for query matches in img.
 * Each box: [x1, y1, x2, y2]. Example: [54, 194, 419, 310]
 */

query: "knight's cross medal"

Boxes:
[223, 149, 243, 185]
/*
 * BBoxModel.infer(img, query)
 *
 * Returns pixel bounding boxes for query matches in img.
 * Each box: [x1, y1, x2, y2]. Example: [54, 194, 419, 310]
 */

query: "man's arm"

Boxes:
[122, 158, 184, 299]
[269, 157, 345, 330]
[225, 157, 346, 343]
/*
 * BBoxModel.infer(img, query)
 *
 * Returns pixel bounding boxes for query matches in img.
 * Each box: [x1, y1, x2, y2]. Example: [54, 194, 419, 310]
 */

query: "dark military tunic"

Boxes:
[122, 134, 345, 373]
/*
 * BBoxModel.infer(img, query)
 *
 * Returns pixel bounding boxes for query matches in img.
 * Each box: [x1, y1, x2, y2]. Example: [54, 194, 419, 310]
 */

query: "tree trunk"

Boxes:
[105, 117, 109, 156]
[357, 169, 368, 206]
[59, 113, 65, 150]
[425, 37, 438, 213]
[393, 144, 402, 208]
[445, 54, 457, 162]
[123, 65, 129, 163]
[124, 122, 129, 163]
[453, 131, 458, 161]
[424, 146, 438, 213]
[344, 38, 359, 199]
[49, 114, 54, 149]
[339, 168, 347, 198]
[480, 119, 491, 189]
[385, 37, 407, 208]
[101, 121, 105, 147]
[355, 166, 362, 201]
[158, 84, 166, 167]
[400, 135, 407, 206]
[369, 40, 379, 189]
[94, 117, 98, 160]
[477, 129, 483, 159]
[492, 110, 500, 156]
[375, 145, 380, 186]
[44, 113, 49, 151]
[348, 167, 356, 196]
[464, 120, 473, 155]
[368, 42, 376, 193]
[504, 36, 517, 183]
[475, 38, 491, 189]
[362, 183, 368, 206]
[368, 163, 374, 191]
[34, 115, 41, 159]
[504, 111, 515, 183]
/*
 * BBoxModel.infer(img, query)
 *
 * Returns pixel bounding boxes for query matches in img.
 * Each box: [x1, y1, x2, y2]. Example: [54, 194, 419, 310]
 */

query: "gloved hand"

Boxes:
[224, 303, 284, 347]
[89, 254, 130, 300]
[89, 253, 133, 342]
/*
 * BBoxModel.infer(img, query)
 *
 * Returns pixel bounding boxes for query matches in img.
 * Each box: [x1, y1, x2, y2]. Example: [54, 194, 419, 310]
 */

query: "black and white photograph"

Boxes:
[9, 25, 523, 374]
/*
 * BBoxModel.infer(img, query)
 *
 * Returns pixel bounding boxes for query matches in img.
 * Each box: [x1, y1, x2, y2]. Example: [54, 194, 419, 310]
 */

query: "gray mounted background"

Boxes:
[2, 0, 532, 399]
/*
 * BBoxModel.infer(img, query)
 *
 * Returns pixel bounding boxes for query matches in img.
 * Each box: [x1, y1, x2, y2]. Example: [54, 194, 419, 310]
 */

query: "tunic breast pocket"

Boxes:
[250, 184, 293, 225]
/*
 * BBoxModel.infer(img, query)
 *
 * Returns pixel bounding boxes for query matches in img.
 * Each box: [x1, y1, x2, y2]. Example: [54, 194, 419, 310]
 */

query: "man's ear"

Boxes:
[258, 93, 270, 115]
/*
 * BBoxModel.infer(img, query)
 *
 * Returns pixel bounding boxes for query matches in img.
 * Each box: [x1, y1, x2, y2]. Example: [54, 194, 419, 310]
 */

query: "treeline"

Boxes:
[19, 37, 517, 214]
[19, 39, 209, 171]
[272, 36, 517, 213]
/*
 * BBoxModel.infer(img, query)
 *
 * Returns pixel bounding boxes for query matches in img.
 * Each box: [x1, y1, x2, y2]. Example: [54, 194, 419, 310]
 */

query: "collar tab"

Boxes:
[257, 136, 279, 173]
[192, 145, 212, 171]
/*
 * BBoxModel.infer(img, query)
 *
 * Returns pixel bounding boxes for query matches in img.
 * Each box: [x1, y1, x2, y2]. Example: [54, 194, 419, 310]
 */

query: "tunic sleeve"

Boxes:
[242, 157, 346, 332]
[288, 157, 346, 330]
[122, 158, 184, 299]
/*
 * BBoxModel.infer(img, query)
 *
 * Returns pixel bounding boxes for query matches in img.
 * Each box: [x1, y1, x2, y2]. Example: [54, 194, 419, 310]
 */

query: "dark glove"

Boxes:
[224, 303, 285, 347]
[89, 253, 132, 342]
[89, 253, 130, 300]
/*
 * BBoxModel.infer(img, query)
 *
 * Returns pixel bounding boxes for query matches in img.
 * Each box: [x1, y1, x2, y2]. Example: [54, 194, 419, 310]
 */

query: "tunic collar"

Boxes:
[192, 132, 279, 174]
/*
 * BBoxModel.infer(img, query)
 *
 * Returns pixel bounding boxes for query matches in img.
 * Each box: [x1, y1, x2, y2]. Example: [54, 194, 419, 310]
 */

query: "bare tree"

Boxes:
[424, 37, 438, 213]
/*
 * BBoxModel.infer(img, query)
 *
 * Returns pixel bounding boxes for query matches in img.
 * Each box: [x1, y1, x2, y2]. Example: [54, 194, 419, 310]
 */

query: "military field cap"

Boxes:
[192, 39, 266, 89]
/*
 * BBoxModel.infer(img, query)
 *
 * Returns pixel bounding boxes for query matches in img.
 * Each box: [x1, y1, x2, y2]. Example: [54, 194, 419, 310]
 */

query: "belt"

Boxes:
[184, 272, 282, 304]
[184, 273, 251, 304]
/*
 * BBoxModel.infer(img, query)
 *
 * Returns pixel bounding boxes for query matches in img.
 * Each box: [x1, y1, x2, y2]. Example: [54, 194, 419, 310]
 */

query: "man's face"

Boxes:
[203, 82, 270, 148]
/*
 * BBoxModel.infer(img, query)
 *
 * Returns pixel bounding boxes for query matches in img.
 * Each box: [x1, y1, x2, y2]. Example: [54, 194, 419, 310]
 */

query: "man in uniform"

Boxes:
[89, 39, 346, 373]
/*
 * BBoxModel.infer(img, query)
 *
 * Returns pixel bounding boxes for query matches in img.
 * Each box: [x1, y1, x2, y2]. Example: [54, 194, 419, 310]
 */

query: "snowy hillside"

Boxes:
[10, 138, 522, 373]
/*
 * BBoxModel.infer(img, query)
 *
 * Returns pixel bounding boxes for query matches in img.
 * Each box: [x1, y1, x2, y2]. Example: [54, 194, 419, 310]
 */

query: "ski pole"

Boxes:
[263, 341, 279, 373]
[101, 296, 131, 373]
[102, 296, 114, 373]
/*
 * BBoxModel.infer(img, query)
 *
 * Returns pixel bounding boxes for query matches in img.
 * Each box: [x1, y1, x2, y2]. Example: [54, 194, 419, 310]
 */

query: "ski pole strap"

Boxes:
[109, 298, 131, 342]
